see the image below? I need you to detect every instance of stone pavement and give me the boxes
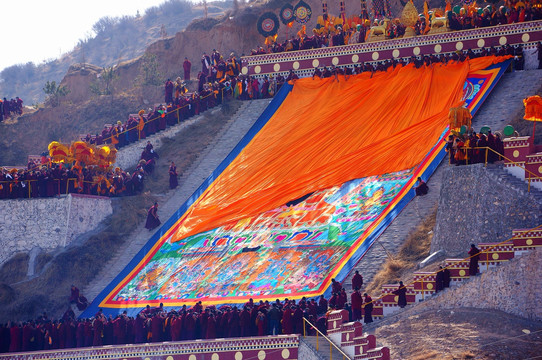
[472,69,542,132]
[113,111,206,170]
[83,99,272,303]
[343,69,542,292]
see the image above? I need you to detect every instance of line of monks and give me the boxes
[0,97,23,122]
[258,3,542,55]
[446,131,505,166]
[0,160,148,199]
[0,274,376,354]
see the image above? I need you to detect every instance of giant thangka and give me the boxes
[83,56,511,317]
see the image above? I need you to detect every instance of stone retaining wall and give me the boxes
[0,194,112,267]
[416,248,542,321]
[431,164,540,257]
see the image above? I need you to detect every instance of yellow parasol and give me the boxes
[523,95,542,140]
[448,104,472,133]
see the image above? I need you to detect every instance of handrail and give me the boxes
[302,317,352,360]
[456,146,542,192]
[100,89,224,144]
[0,176,124,199]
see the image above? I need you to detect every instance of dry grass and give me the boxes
[365,206,437,295]
[0,95,141,165]
[0,253,29,285]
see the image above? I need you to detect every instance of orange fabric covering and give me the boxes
[170,56,509,242]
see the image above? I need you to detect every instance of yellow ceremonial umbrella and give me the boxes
[523,95,542,140]
[448,104,472,134]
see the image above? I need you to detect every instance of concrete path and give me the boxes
[472,69,542,132]
[83,99,272,302]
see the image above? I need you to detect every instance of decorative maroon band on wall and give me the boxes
[241,20,542,78]
[1,335,300,360]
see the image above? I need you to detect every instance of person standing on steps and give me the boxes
[352,270,363,290]
[393,281,407,308]
[169,161,178,189]
[351,289,363,321]
[183,57,191,81]
[363,293,373,324]
[468,244,480,276]
[145,202,161,231]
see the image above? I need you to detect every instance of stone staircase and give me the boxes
[301,311,390,360]
[486,163,542,211]
[82,99,272,304]
[359,227,542,323]
[470,69,542,132]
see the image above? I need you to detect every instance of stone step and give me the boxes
[303,336,348,360]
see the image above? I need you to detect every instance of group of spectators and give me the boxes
[0,271,375,353]
[83,89,224,150]
[254,3,542,55]
[446,130,505,166]
[0,241,489,353]
[0,150,156,199]
[0,97,23,122]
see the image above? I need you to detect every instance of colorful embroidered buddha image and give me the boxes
[113,168,413,303]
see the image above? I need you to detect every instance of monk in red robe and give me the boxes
[151,313,164,342]
[183,57,191,81]
[145,202,161,230]
[393,281,407,308]
[468,244,480,276]
[352,270,363,290]
[239,306,251,337]
[206,314,217,339]
[363,294,374,324]
[92,318,104,346]
[282,306,293,334]
[351,289,363,321]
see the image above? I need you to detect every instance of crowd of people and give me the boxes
[253,3,542,55]
[0,239,488,354]
[83,88,224,149]
[0,272,371,353]
[0,144,161,199]
[445,130,505,166]
[247,42,527,101]
[0,97,23,122]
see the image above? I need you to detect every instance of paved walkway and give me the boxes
[83,99,272,302]
[472,69,542,132]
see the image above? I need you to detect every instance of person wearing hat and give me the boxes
[183,57,191,81]
[211,49,221,66]
[201,52,211,76]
